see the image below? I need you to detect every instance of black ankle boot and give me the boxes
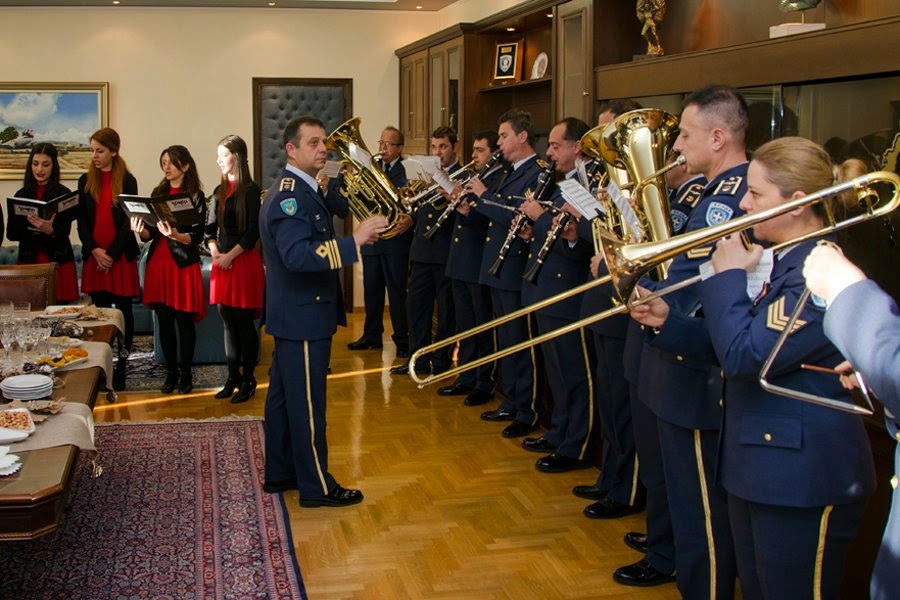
[161,368,179,394]
[215,362,240,399]
[178,366,193,394]
[112,348,129,392]
[231,378,257,404]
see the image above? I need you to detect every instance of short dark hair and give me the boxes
[497,109,535,148]
[431,126,458,146]
[383,125,404,146]
[683,85,749,143]
[556,117,590,143]
[598,99,643,118]
[283,116,326,147]
[473,130,499,151]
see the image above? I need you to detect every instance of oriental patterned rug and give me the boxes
[0,419,307,600]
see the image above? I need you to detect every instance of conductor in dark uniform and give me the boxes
[260,115,386,508]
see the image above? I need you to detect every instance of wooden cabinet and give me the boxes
[555,0,593,122]
[399,48,428,155]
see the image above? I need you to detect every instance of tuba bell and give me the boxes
[582,108,682,279]
[326,117,408,239]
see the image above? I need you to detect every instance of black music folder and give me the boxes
[6,190,80,237]
[118,193,203,229]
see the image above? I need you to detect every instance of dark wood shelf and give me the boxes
[479,77,552,94]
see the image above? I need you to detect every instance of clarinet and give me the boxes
[424,151,503,241]
[488,160,556,278]
[522,159,604,284]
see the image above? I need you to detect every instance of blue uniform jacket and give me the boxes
[638,164,748,429]
[474,156,543,291]
[445,165,504,283]
[260,167,359,341]
[409,161,460,265]
[699,239,876,507]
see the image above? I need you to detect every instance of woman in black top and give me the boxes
[204,135,264,404]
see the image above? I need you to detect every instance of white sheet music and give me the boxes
[431,169,456,194]
[698,248,774,301]
[403,156,440,182]
[558,179,604,219]
[319,160,342,178]
[607,179,643,239]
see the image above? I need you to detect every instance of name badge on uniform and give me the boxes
[280,198,297,216]
[706,201,734,226]
[713,175,743,196]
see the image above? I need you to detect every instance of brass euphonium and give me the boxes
[325,117,407,239]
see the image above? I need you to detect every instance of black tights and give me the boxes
[90,292,134,352]
[156,305,196,371]
[218,304,258,382]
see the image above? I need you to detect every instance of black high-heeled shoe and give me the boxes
[214,378,238,399]
[178,367,193,394]
[161,369,179,394]
[231,379,257,404]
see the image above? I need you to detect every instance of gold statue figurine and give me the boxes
[636,0,666,56]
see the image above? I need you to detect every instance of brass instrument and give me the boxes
[326,117,408,238]
[410,170,900,386]
[403,160,477,214]
[424,151,503,241]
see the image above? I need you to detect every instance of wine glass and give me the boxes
[12,301,31,319]
[0,301,13,324]
[0,322,13,363]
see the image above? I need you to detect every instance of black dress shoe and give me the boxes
[390,363,410,375]
[502,421,539,438]
[395,347,410,359]
[480,408,515,422]
[263,479,298,494]
[572,484,605,501]
[161,371,178,394]
[437,381,473,396]
[535,453,592,473]
[624,532,649,554]
[299,484,364,508]
[464,391,494,406]
[347,337,382,350]
[215,378,238,399]
[521,437,556,453]
[612,558,675,587]
[584,496,645,519]
[231,379,257,404]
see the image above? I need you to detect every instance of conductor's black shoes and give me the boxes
[613,559,675,587]
[347,337,382,350]
[299,485,364,508]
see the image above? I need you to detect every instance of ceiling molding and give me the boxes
[0,0,457,10]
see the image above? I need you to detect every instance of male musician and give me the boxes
[465,109,545,438]
[439,130,504,405]
[260,115,385,507]
[617,85,749,597]
[518,117,596,473]
[665,153,706,236]
[391,126,459,376]
[344,126,413,357]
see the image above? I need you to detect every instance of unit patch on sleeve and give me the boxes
[706,201,734,226]
[280,198,297,216]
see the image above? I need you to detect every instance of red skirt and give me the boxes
[81,254,140,298]
[27,251,79,303]
[142,242,207,321]
[209,248,264,315]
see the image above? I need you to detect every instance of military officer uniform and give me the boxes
[404,161,460,374]
[261,165,360,502]
[473,155,545,433]
[824,279,900,600]
[443,164,505,399]
[634,164,749,598]
[699,237,875,599]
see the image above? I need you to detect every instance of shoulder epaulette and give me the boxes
[537,159,549,169]
[280,177,295,192]
[678,182,705,208]
[713,175,743,196]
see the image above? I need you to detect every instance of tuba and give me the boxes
[326,117,408,239]
[582,108,681,279]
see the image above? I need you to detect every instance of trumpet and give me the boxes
[402,160,476,213]
[424,151,504,241]
[409,170,900,386]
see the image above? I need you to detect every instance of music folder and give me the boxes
[118,192,203,229]
[6,190,80,237]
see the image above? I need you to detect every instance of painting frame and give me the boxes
[493,40,523,83]
[0,82,109,180]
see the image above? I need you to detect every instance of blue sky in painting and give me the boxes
[0,91,99,146]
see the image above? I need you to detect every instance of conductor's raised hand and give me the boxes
[353,215,389,247]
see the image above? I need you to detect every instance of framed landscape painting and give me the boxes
[0,82,109,180]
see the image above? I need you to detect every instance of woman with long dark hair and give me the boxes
[76,128,139,390]
[7,143,79,302]
[131,145,206,394]
[204,135,264,404]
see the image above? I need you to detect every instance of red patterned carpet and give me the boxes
[0,420,306,600]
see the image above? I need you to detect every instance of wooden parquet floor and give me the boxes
[94,312,679,599]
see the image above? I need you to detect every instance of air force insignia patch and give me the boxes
[280,198,297,216]
[706,201,734,226]
[670,208,689,234]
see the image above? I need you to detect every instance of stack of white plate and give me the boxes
[1,374,54,400]
[0,446,21,476]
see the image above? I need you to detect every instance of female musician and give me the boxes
[204,135,264,404]
[130,145,206,394]
[696,137,876,598]
[7,143,79,302]
[76,128,139,391]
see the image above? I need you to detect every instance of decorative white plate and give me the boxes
[0,408,35,436]
[43,305,83,319]
[0,461,22,476]
[0,428,29,444]
[54,357,89,371]
[1,374,53,390]
[531,52,548,79]
[0,453,19,469]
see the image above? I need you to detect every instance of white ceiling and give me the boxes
[0,0,458,10]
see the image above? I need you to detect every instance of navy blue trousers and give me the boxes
[361,252,409,347]
[450,278,495,393]
[406,261,454,372]
[490,287,541,426]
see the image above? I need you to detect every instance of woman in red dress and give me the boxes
[7,143,80,302]
[204,135,264,404]
[130,145,206,394]
[76,128,140,391]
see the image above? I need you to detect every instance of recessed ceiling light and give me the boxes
[268,1,276,4]
[546,12,553,18]
[506,27,516,32]
[416,4,423,8]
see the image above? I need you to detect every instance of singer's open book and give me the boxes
[6,190,80,237]
[119,193,203,229]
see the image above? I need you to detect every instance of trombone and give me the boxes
[409,170,900,387]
